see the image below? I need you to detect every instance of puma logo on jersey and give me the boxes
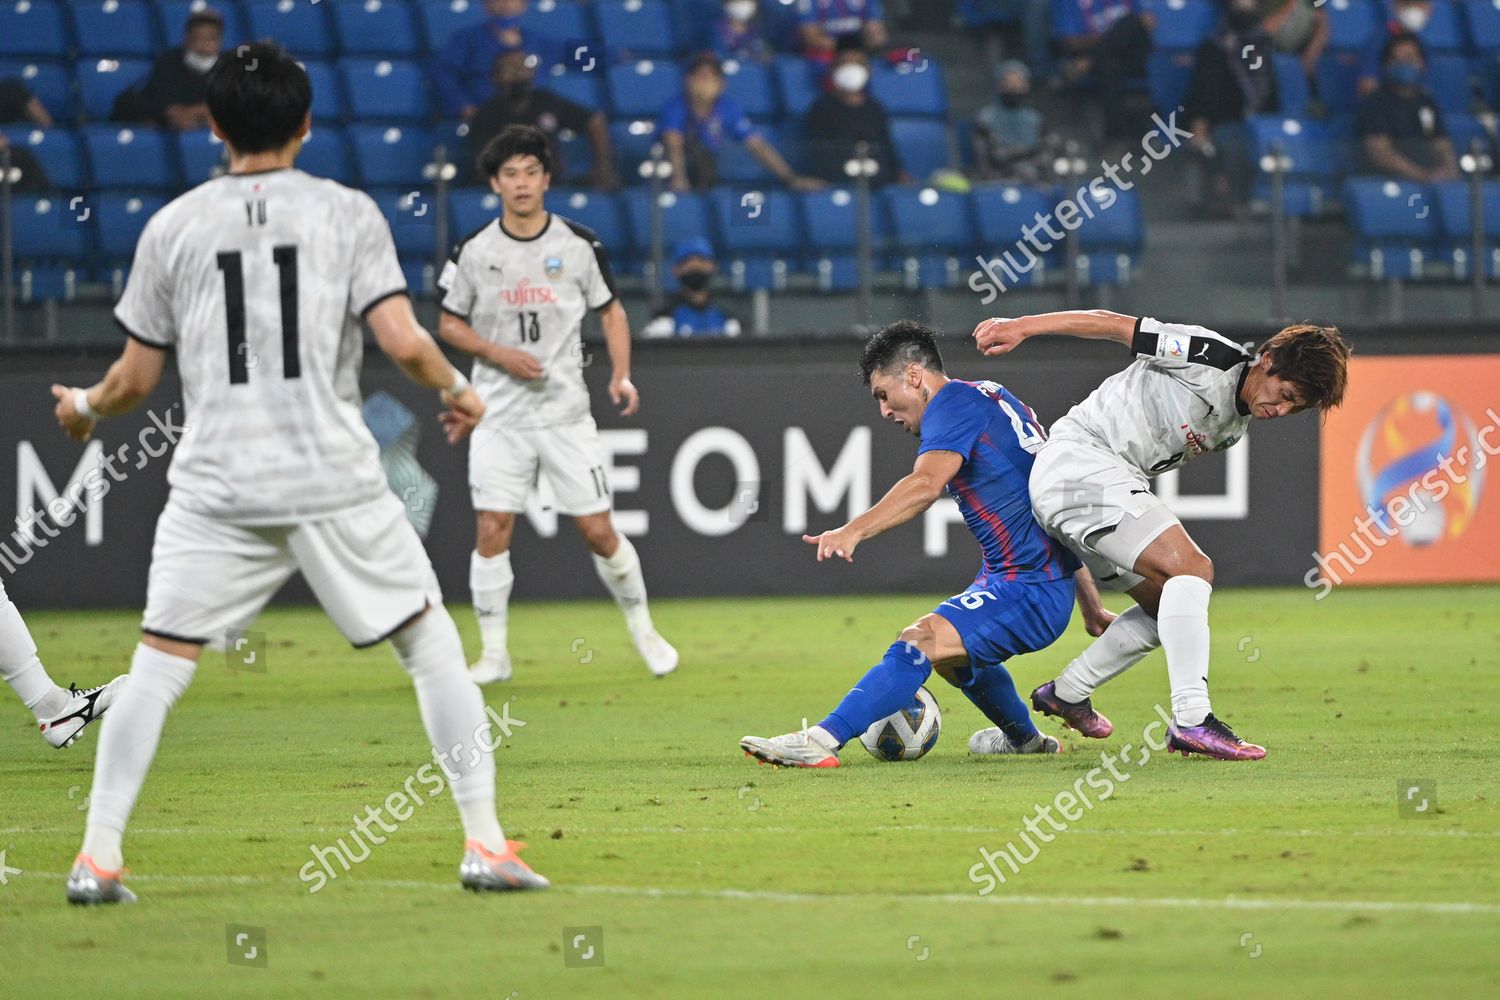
[1194,343,1210,359]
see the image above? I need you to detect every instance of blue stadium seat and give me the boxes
[350,123,435,185]
[417,0,488,52]
[595,0,676,58]
[448,187,501,236]
[799,187,889,290]
[1273,52,1310,119]
[0,60,73,120]
[884,186,975,287]
[709,186,802,290]
[522,0,596,50]
[1343,176,1442,278]
[298,125,355,183]
[0,126,87,188]
[373,188,438,256]
[176,127,228,184]
[1431,177,1500,277]
[71,1,158,57]
[552,127,596,181]
[1071,185,1144,286]
[77,57,152,120]
[621,188,710,257]
[542,66,607,112]
[158,1,247,46]
[971,184,1056,287]
[301,60,346,122]
[1315,49,1364,114]
[722,59,778,120]
[400,255,433,295]
[15,264,80,301]
[81,124,176,189]
[332,0,421,57]
[774,54,821,118]
[1445,111,1496,160]
[342,59,430,121]
[1247,115,1343,216]
[10,195,94,258]
[1142,0,1217,49]
[550,188,630,256]
[1146,49,1197,115]
[716,127,777,183]
[246,0,336,59]
[97,192,166,258]
[608,118,662,177]
[869,59,948,118]
[0,1,68,58]
[1324,0,1381,51]
[1427,54,1476,113]
[1467,0,1500,51]
[888,118,949,179]
[1412,0,1466,52]
[605,60,682,118]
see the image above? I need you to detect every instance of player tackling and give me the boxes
[974,310,1350,760]
[438,124,677,683]
[51,44,547,902]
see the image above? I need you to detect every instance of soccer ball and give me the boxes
[859,687,941,761]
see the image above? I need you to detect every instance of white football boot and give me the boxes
[469,654,513,685]
[741,725,840,768]
[631,629,678,677]
[66,854,137,905]
[968,728,1061,755]
[459,840,550,892]
[40,676,127,749]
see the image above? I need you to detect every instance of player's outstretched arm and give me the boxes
[51,339,167,442]
[803,450,962,562]
[972,310,1137,357]
[599,300,639,417]
[366,294,485,441]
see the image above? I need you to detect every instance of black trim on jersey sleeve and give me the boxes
[1132,321,1249,371]
[439,303,472,322]
[557,216,619,307]
[359,288,409,319]
[115,316,170,350]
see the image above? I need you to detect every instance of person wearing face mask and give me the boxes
[705,0,777,62]
[661,53,824,192]
[644,239,743,339]
[116,9,223,130]
[971,60,1060,184]
[804,40,908,186]
[1356,33,1458,182]
[1183,0,1281,214]
[431,0,565,120]
[466,51,619,189]
[1358,0,1436,97]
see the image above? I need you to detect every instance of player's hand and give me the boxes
[802,526,860,563]
[1083,605,1118,638]
[492,346,544,381]
[973,317,1028,357]
[51,384,96,442]
[439,386,484,442]
[610,374,640,417]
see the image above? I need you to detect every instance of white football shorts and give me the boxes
[467,415,612,517]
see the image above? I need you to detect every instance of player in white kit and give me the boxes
[973,311,1350,760]
[438,125,677,683]
[50,44,547,902]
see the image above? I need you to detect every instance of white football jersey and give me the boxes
[438,212,616,429]
[114,168,407,524]
[1048,316,1254,476]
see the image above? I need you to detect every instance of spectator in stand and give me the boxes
[661,53,824,192]
[466,51,619,189]
[971,60,1060,184]
[804,40,908,186]
[1183,0,1281,213]
[704,0,778,62]
[1259,0,1329,92]
[115,7,223,129]
[798,0,888,59]
[431,0,563,121]
[644,239,743,339]
[1358,0,1438,97]
[0,77,55,191]
[1356,32,1457,182]
[1051,0,1155,145]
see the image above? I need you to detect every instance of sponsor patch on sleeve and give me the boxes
[1160,334,1189,359]
[438,259,458,292]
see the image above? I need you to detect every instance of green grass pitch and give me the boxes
[3,585,1498,997]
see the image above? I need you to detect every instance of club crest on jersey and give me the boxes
[1214,433,1242,452]
[544,257,564,279]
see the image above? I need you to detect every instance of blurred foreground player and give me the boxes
[51,44,547,902]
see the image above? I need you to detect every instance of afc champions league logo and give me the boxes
[1356,391,1485,547]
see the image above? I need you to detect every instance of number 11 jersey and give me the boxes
[114,168,407,524]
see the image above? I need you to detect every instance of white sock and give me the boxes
[1158,576,1213,727]
[83,643,198,871]
[469,550,512,662]
[807,725,839,753]
[1054,606,1161,703]
[390,606,505,853]
[0,586,66,718]
[592,533,652,634]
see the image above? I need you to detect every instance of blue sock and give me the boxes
[818,642,933,748]
[951,663,1037,744]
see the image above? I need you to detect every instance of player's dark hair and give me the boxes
[205,41,311,154]
[859,320,945,385]
[1381,30,1425,67]
[1256,323,1352,413]
[478,124,553,179]
[185,8,225,34]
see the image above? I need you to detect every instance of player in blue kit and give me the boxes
[740,322,1115,767]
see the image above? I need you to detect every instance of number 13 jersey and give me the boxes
[114,168,408,525]
[438,212,617,429]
